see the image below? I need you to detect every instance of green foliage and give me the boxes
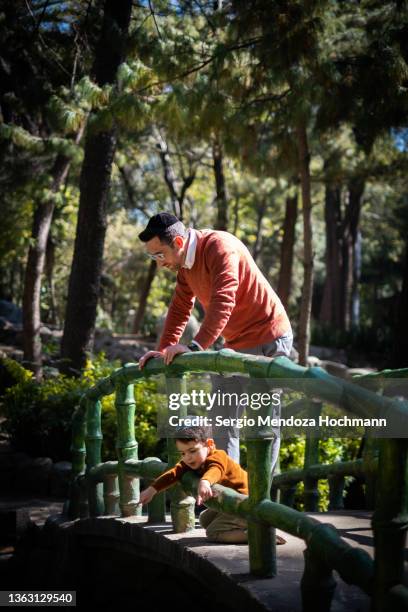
[279,436,360,511]
[0,358,34,398]
[0,355,162,463]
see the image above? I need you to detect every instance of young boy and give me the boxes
[138,424,286,544]
[138,424,248,542]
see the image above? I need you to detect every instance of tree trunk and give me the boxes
[392,239,408,367]
[296,122,314,366]
[351,229,362,328]
[277,192,298,309]
[319,182,342,327]
[132,260,156,334]
[252,199,266,264]
[340,177,364,332]
[155,128,196,223]
[347,177,364,330]
[212,137,228,231]
[232,195,240,235]
[45,235,57,326]
[320,175,364,332]
[61,0,133,374]
[22,154,71,379]
[155,132,182,218]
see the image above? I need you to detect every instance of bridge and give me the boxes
[25,351,408,610]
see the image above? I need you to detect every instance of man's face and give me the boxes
[176,439,213,470]
[145,235,185,272]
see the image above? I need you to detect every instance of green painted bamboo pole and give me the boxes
[147,488,166,523]
[328,474,345,510]
[165,375,196,533]
[68,401,87,519]
[372,438,408,612]
[280,482,297,507]
[85,398,104,516]
[143,457,166,523]
[115,382,140,517]
[79,353,408,430]
[246,439,276,576]
[362,436,379,510]
[388,584,408,612]
[245,372,277,577]
[354,367,408,381]
[78,474,88,519]
[87,458,168,483]
[303,400,321,512]
[301,546,337,612]
[104,472,120,515]
[273,457,367,486]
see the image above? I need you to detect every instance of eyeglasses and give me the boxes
[146,252,165,261]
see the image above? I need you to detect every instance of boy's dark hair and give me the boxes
[175,424,213,443]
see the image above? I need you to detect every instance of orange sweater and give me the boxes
[150,448,249,495]
[158,229,291,351]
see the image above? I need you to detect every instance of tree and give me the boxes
[61,0,133,373]
[0,0,91,377]
[278,191,298,310]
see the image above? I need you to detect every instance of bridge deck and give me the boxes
[4,501,408,611]
[117,510,376,612]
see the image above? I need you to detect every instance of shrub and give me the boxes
[0,355,163,462]
[0,357,34,397]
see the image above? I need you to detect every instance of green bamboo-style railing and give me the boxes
[68,351,408,612]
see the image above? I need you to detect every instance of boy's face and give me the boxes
[176,439,214,470]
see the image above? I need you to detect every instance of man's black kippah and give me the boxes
[138,212,180,242]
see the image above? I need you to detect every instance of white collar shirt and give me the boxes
[183,228,197,269]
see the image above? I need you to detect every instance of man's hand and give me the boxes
[197,479,214,506]
[137,486,157,506]
[162,343,191,365]
[138,350,163,369]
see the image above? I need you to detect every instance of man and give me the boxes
[138,212,293,467]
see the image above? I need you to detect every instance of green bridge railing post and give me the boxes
[362,436,379,509]
[301,545,337,612]
[280,481,297,507]
[69,401,87,519]
[303,400,321,512]
[143,457,166,523]
[85,398,104,516]
[147,487,166,522]
[328,473,345,510]
[115,382,140,517]
[246,375,276,577]
[165,375,196,533]
[372,438,408,611]
[247,438,276,576]
[104,472,120,515]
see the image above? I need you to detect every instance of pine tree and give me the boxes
[61,0,133,373]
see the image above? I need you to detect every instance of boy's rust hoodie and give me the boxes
[150,448,248,495]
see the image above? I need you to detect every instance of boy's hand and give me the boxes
[197,479,214,505]
[138,486,157,506]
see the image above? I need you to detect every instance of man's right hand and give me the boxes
[138,350,163,369]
